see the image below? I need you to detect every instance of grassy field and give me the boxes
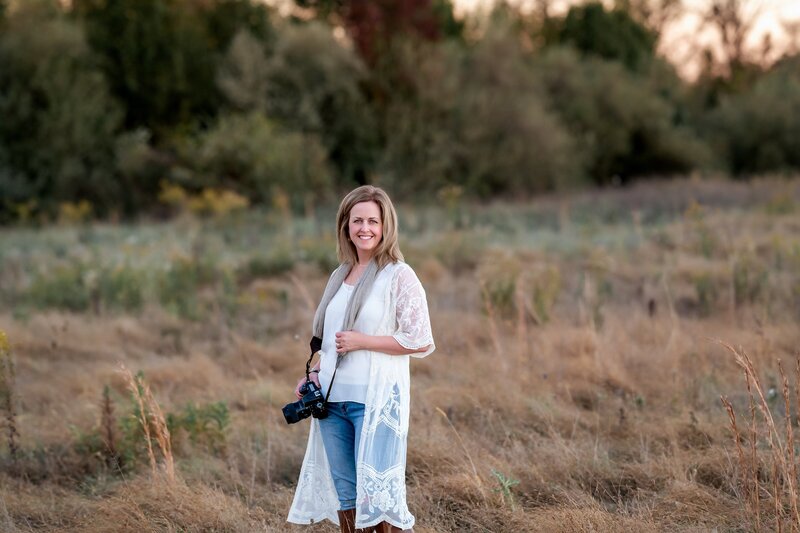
[1,177,799,532]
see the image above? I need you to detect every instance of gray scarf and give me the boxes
[312,260,381,367]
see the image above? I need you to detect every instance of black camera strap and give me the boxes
[307,335,340,403]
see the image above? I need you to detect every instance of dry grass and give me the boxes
[0,178,799,531]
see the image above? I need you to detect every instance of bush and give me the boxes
[264,22,376,185]
[27,265,92,312]
[380,18,582,198]
[546,2,657,72]
[168,401,230,455]
[534,47,711,184]
[179,111,333,212]
[704,57,800,175]
[0,2,122,221]
[158,257,219,320]
[97,266,145,313]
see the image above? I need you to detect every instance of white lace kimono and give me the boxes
[287,262,435,530]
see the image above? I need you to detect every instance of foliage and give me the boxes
[167,401,230,455]
[546,2,657,72]
[262,22,376,186]
[296,0,462,66]
[0,330,19,461]
[27,265,92,312]
[97,266,145,313]
[157,256,219,320]
[380,18,581,198]
[177,111,332,211]
[0,1,122,222]
[158,182,250,218]
[534,47,711,184]
[703,57,800,175]
[1,0,799,224]
[491,468,520,510]
[74,0,214,134]
[217,30,271,112]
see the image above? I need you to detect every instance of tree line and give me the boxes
[0,0,798,222]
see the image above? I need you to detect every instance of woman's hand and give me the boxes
[295,372,321,399]
[335,331,368,353]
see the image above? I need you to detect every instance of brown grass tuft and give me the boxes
[119,364,174,482]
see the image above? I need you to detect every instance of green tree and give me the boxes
[177,111,333,211]
[216,29,271,112]
[262,22,377,186]
[74,0,219,135]
[202,0,274,52]
[0,1,123,221]
[534,47,710,183]
[704,56,800,174]
[380,15,581,198]
[546,2,657,72]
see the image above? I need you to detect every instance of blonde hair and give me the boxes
[335,185,403,268]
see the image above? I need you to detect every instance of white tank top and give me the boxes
[317,282,371,403]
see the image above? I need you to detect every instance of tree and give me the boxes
[296,0,463,66]
[261,22,377,186]
[704,56,800,174]
[545,2,657,72]
[74,0,223,135]
[380,15,582,198]
[216,29,271,112]
[202,0,274,52]
[178,112,333,210]
[534,47,710,183]
[0,1,123,221]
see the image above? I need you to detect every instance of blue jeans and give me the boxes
[318,401,365,511]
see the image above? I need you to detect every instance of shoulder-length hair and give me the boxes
[336,185,403,269]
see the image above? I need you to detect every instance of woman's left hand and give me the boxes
[335,331,367,353]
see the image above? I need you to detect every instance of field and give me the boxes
[1,177,800,532]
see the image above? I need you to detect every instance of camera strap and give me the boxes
[306,335,340,403]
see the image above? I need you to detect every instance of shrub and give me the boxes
[158,257,219,320]
[167,401,230,455]
[238,248,295,282]
[529,265,562,324]
[180,111,333,212]
[97,266,145,313]
[379,25,582,198]
[534,47,710,184]
[704,57,800,175]
[732,254,768,307]
[0,3,122,221]
[692,272,720,317]
[27,265,91,312]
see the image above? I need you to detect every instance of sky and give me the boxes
[456,0,800,78]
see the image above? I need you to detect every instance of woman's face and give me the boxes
[348,200,383,261]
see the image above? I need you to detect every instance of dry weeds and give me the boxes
[0,178,798,532]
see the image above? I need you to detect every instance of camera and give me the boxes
[283,379,328,424]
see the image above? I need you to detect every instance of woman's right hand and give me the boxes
[295,372,321,399]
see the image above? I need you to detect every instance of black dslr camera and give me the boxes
[283,336,328,425]
[282,379,328,424]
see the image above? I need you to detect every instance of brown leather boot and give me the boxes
[338,509,356,533]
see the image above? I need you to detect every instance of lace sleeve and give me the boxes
[391,264,435,358]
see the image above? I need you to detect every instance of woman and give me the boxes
[287,185,435,533]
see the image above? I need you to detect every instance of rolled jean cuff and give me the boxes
[340,499,356,511]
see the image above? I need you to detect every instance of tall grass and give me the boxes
[720,340,800,531]
[120,365,174,482]
[0,178,798,531]
[0,331,18,463]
